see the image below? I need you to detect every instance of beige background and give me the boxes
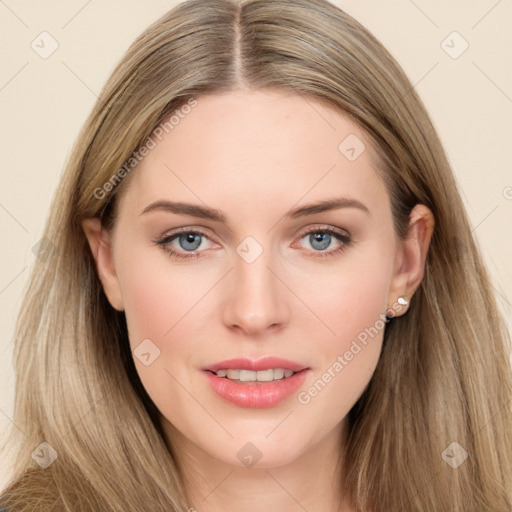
[1,0,511,488]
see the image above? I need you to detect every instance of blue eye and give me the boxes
[298,227,351,257]
[155,229,212,259]
[154,225,351,260]
[309,232,332,251]
[176,232,202,251]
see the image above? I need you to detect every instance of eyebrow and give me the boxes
[139,196,370,222]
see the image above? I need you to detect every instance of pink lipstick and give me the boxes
[202,357,310,408]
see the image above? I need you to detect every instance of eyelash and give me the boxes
[153,225,351,260]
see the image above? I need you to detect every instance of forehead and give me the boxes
[118,89,390,221]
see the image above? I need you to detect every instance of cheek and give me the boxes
[295,296,386,435]
[300,243,392,347]
[115,245,215,410]
[117,242,207,343]
[293,249,392,423]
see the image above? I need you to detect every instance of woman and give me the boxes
[1,0,511,510]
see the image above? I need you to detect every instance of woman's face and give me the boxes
[86,88,426,469]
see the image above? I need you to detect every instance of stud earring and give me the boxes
[386,296,410,320]
[397,296,409,306]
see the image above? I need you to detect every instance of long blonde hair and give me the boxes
[2,0,511,510]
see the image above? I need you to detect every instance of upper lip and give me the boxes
[203,357,309,373]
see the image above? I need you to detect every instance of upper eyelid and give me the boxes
[159,226,218,243]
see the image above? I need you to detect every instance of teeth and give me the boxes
[227,369,240,380]
[215,368,297,381]
[240,370,257,381]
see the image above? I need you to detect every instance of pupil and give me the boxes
[311,232,330,250]
[180,233,201,251]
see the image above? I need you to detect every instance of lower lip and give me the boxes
[203,369,310,408]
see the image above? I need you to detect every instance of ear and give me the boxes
[82,218,124,311]
[387,204,435,318]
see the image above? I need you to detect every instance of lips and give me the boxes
[202,357,311,408]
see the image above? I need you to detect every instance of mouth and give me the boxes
[201,357,310,408]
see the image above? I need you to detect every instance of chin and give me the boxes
[211,435,309,470]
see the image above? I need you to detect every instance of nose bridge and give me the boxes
[222,236,288,334]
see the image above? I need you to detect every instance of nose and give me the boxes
[221,246,290,336]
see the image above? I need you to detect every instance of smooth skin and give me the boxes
[83,88,434,512]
